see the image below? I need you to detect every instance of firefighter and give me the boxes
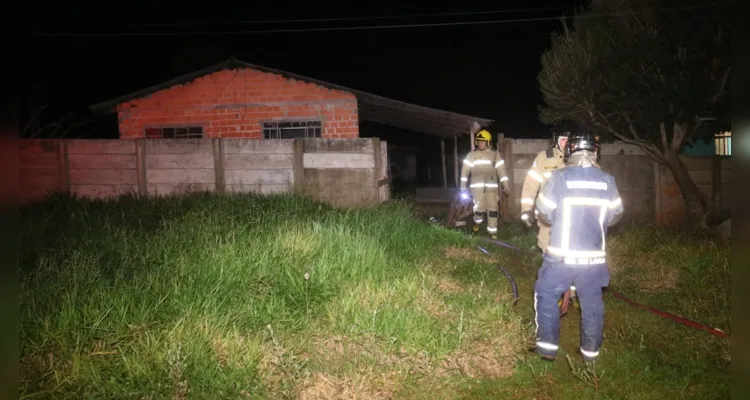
[459,129,510,239]
[520,132,577,310]
[531,132,624,363]
[519,131,568,249]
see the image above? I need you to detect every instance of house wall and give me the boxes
[116,68,359,139]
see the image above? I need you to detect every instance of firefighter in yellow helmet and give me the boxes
[459,130,510,239]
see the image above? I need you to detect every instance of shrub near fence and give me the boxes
[19,138,391,208]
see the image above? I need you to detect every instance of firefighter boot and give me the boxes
[473,224,480,233]
[490,232,498,240]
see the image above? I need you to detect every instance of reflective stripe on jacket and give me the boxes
[534,165,624,265]
[460,149,510,191]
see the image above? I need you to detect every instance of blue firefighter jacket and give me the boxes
[534,165,625,266]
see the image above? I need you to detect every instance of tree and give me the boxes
[538,0,730,227]
[22,106,94,139]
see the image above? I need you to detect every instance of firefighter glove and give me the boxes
[520,211,535,228]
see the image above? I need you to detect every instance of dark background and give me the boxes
[27,1,579,136]
[25,1,581,187]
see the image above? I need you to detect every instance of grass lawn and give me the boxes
[19,193,730,399]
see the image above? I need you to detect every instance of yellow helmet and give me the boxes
[474,129,492,143]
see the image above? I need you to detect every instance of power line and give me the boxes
[34,5,715,37]
[133,7,565,27]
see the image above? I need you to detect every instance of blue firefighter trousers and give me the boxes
[533,255,610,361]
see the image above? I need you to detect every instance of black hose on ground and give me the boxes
[477,246,519,306]
[476,236,538,255]
[475,235,730,338]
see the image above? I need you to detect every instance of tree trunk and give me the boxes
[663,154,712,228]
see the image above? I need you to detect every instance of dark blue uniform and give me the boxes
[533,164,624,361]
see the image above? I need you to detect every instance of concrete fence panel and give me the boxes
[144,139,215,196]
[222,139,294,195]
[18,137,390,209]
[496,138,730,225]
[19,140,63,203]
[68,139,138,199]
[300,138,383,208]
[719,158,730,213]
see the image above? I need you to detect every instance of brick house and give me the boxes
[89,57,493,143]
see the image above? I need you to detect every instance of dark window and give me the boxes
[262,120,322,139]
[145,126,204,139]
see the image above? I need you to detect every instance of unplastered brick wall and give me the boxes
[116,68,359,139]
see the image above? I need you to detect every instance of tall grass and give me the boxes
[19,193,731,399]
[18,193,500,398]
[607,222,731,333]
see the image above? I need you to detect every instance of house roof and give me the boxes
[89,57,494,138]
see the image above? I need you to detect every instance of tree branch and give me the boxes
[659,122,669,151]
[623,113,644,141]
[670,122,688,153]
[712,67,730,104]
[21,105,49,138]
[587,109,664,161]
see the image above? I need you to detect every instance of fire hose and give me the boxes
[476,237,730,339]
[477,246,519,306]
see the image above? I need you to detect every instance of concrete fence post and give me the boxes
[212,138,225,194]
[58,139,70,193]
[135,138,148,197]
[371,137,382,204]
[292,137,305,195]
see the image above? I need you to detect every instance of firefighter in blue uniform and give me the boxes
[532,132,624,362]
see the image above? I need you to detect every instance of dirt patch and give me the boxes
[211,337,231,368]
[317,335,382,363]
[298,372,398,400]
[434,276,464,293]
[420,293,452,320]
[443,246,484,262]
[311,332,518,391]
[308,335,410,398]
[439,338,517,379]
[259,338,310,396]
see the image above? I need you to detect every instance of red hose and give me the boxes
[473,235,730,338]
[607,290,729,338]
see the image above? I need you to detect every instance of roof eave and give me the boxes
[87,57,495,136]
[89,59,244,115]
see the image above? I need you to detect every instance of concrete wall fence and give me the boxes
[19,138,390,208]
[502,139,731,225]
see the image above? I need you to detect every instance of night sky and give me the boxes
[27,1,580,140]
